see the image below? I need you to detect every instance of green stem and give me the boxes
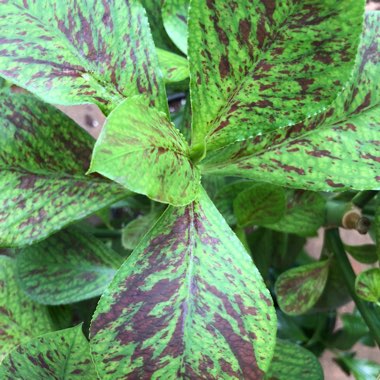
[92,229,121,238]
[326,228,380,347]
[351,190,377,209]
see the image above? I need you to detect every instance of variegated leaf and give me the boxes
[0,256,53,362]
[16,226,122,305]
[0,325,97,379]
[90,189,276,379]
[355,268,380,304]
[89,96,201,206]
[202,10,380,192]
[157,48,189,84]
[275,260,330,315]
[162,0,189,54]
[264,339,323,380]
[0,0,166,114]
[0,91,128,248]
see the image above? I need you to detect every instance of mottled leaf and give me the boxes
[157,48,189,84]
[0,325,97,379]
[264,191,325,237]
[345,244,378,264]
[233,183,286,227]
[122,211,160,250]
[162,0,189,54]
[16,226,122,305]
[264,339,323,380]
[0,92,128,247]
[90,189,276,379]
[355,268,380,304]
[0,0,166,114]
[275,260,330,315]
[0,256,53,362]
[189,0,363,152]
[89,96,200,206]
[201,9,380,193]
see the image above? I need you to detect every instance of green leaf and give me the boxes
[376,195,380,260]
[275,260,330,315]
[0,256,53,361]
[122,211,160,250]
[335,352,380,380]
[157,48,189,84]
[201,10,380,193]
[0,92,128,248]
[16,226,122,305]
[0,0,166,114]
[0,325,97,379]
[264,191,325,237]
[264,339,323,380]
[234,183,286,227]
[89,96,200,206]
[162,0,189,54]
[90,188,276,378]
[355,268,380,304]
[345,244,378,264]
[189,0,363,151]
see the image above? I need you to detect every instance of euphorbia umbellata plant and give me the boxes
[0,0,379,379]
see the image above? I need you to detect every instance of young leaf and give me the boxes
[189,0,363,151]
[234,183,286,227]
[162,0,189,54]
[264,339,323,380]
[16,227,122,305]
[0,256,53,361]
[0,92,128,248]
[275,260,330,315]
[89,96,201,206]
[344,244,378,264]
[0,0,166,114]
[264,191,326,237]
[355,268,380,304]
[202,10,380,192]
[90,189,276,379]
[157,48,189,84]
[0,325,97,379]
[122,211,160,250]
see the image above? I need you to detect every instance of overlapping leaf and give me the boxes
[202,10,380,192]
[90,189,276,379]
[89,96,200,206]
[264,340,323,380]
[275,260,330,315]
[156,48,189,84]
[16,226,122,305]
[0,256,53,362]
[162,0,189,54]
[0,0,166,113]
[0,92,128,247]
[0,325,97,379]
[345,244,378,264]
[355,268,380,303]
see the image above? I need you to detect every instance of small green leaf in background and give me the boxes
[264,339,323,380]
[0,325,96,380]
[122,211,161,250]
[234,183,286,227]
[0,92,128,248]
[89,96,200,206]
[344,244,378,264]
[355,268,380,304]
[90,189,276,379]
[0,256,53,361]
[156,48,189,84]
[0,0,167,114]
[264,191,326,237]
[335,352,380,380]
[162,0,189,54]
[275,260,330,315]
[16,226,122,305]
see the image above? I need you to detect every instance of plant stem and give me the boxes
[326,228,380,347]
[351,190,377,209]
